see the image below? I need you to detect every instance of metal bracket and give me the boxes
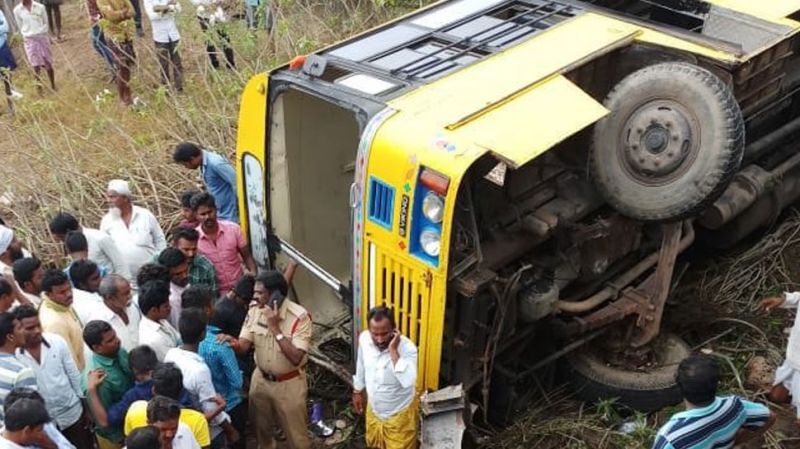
[420,385,467,449]
[629,221,683,347]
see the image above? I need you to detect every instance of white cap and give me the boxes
[0,225,13,254]
[107,179,132,197]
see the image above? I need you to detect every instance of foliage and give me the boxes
[0,0,430,265]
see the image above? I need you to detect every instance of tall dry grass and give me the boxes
[0,0,430,264]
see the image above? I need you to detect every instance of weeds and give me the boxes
[0,0,428,264]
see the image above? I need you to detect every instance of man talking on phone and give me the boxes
[353,306,419,449]
[237,263,311,449]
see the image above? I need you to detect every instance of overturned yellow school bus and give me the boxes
[237,0,800,423]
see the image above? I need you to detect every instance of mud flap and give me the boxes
[420,385,467,449]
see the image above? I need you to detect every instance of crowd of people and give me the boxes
[0,141,420,449]
[0,0,273,112]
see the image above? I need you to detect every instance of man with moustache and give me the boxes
[0,226,35,307]
[192,193,255,296]
[101,179,167,286]
[237,270,310,449]
[352,306,419,449]
[15,305,95,448]
[158,248,191,328]
[169,227,217,296]
[38,270,85,371]
[89,275,142,351]
[0,226,24,277]
[11,258,44,308]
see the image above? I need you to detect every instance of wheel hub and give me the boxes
[623,103,694,180]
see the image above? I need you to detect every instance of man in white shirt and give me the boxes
[146,396,201,449]
[143,0,183,91]
[165,308,234,447]
[0,226,23,277]
[158,248,190,328]
[762,292,800,418]
[91,275,141,352]
[67,260,104,326]
[12,0,55,93]
[352,306,418,449]
[0,229,33,308]
[49,212,131,281]
[100,180,167,285]
[11,258,43,308]
[14,305,94,449]
[138,280,180,361]
[0,395,51,449]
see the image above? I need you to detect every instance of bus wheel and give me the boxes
[563,333,690,412]
[590,62,744,222]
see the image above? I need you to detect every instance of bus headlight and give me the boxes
[419,228,441,257]
[421,192,444,224]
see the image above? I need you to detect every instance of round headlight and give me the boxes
[419,228,441,257]
[421,192,444,223]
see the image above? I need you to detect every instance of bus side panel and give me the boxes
[236,74,270,267]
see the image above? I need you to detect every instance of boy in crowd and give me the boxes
[11,258,43,308]
[138,280,180,361]
[146,396,201,449]
[165,308,237,448]
[124,362,210,448]
[183,285,244,448]
[84,321,132,449]
[179,190,201,229]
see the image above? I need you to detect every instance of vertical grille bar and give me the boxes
[371,244,429,348]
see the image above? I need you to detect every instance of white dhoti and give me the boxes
[775,360,800,417]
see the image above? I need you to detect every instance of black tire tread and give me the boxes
[564,334,691,412]
[589,62,745,222]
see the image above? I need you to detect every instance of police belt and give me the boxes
[259,368,300,382]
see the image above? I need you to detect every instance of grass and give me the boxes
[486,214,800,449]
[4,1,800,447]
[0,0,429,264]
[1,2,425,447]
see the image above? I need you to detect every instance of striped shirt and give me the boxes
[652,396,771,449]
[0,353,38,425]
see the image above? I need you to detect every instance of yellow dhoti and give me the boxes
[365,401,418,449]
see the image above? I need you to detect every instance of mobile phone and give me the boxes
[268,290,284,308]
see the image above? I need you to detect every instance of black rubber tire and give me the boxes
[564,334,690,412]
[590,62,745,222]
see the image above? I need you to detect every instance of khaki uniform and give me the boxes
[240,299,312,449]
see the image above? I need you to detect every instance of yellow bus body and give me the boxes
[238,1,800,394]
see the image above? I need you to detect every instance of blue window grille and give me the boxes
[368,177,395,230]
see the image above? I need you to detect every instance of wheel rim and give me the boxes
[619,100,701,187]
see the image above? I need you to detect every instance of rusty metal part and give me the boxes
[629,221,683,347]
[557,292,641,336]
[701,151,800,229]
[556,221,694,314]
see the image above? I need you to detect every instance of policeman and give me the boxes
[238,265,311,449]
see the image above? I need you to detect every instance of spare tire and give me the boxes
[564,334,690,412]
[590,62,744,222]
